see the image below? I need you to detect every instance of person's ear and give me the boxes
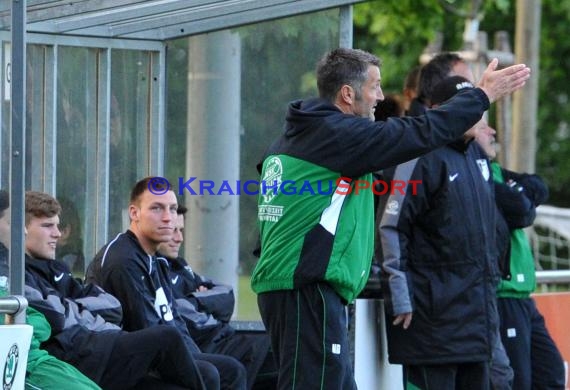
[339,84,354,105]
[129,205,139,222]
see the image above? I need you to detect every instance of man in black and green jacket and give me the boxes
[492,162,565,390]
[475,120,565,390]
[251,47,531,389]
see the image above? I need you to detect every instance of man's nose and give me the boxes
[377,88,385,101]
[163,209,174,221]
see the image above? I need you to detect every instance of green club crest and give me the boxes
[2,343,18,390]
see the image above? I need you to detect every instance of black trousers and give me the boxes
[201,326,275,389]
[103,325,246,390]
[101,325,205,390]
[258,283,356,390]
[404,362,490,390]
[498,297,565,390]
[194,352,247,390]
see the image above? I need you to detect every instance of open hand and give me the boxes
[478,58,531,103]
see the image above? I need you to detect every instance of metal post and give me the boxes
[339,5,353,48]
[511,0,541,173]
[494,31,513,168]
[10,0,26,296]
[185,31,241,304]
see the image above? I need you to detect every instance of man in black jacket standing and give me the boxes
[476,123,566,390]
[377,76,503,389]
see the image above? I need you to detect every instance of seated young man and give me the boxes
[158,205,276,389]
[23,190,210,390]
[1,189,100,390]
[87,177,247,390]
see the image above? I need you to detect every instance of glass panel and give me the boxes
[55,46,96,275]
[26,44,47,190]
[1,42,47,295]
[165,9,341,320]
[108,50,152,239]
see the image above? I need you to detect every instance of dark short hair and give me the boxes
[316,48,381,102]
[0,190,8,217]
[418,52,465,103]
[130,176,171,205]
[177,204,188,216]
[25,191,61,225]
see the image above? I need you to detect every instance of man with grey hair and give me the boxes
[251,47,531,388]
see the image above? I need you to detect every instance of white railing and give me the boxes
[536,270,570,284]
[533,205,570,278]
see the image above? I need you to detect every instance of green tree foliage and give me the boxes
[481,0,570,207]
[353,0,444,94]
[354,0,570,205]
[534,1,570,206]
[475,0,570,206]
